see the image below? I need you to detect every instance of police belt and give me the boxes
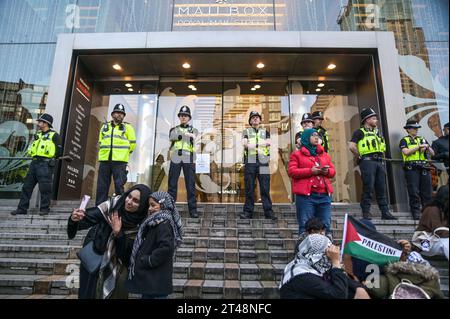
[32,157,52,162]
[404,161,429,170]
[360,153,384,161]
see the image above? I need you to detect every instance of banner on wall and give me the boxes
[58,59,92,200]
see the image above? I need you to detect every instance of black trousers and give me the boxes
[243,163,273,216]
[359,159,389,215]
[96,161,127,206]
[404,167,432,216]
[18,160,54,212]
[168,161,197,214]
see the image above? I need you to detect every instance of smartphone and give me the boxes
[79,195,90,211]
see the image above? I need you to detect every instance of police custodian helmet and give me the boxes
[248,111,262,125]
[311,111,324,120]
[360,107,377,123]
[112,103,126,116]
[37,113,54,127]
[178,105,192,119]
[301,113,314,124]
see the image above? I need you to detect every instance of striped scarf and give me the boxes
[128,192,183,279]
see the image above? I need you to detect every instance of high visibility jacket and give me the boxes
[169,125,198,158]
[243,127,270,162]
[28,130,58,158]
[317,126,330,153]
[98,121,136,162]
[401,135,427,162]
[357,127,386,156]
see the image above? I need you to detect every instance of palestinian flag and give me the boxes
[342,214,402,265]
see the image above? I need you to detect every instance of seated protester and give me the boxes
[126,191,183,299]
[415,184,449,260]
[294,217,333,257]
[280,234,370,299]
[67,184,152,299]
[366,252,445,299]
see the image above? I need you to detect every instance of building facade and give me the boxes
[0,0,448,210]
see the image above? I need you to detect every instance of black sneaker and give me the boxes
[10,209,27,216]
[39,209,50,216]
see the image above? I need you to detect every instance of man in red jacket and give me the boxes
[288,128,336,236]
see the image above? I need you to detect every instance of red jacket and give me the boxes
[288,144,336,196]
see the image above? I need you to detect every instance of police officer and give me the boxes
[295,113,314,149]
[432,122,449,175]
[348,107,397,220]
[11,113,62,216]
[96,103,136,205]
[312,111,330,153]
[240,111,277,220]
[168,106,199,218]
[400,120,435,220]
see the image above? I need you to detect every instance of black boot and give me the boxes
[362,212,372,220]
[381,211,397,220]
[11,209,27,216]
[189,210,199,218]
[265,212,278,221]
[240,212,252,219]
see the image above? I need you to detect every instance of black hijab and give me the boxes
[110,184,152,230]
[93,184,151,253]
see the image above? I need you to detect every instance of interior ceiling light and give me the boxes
[317,83,325,88]
[125,83,133,88]
[315,88,321,92]
[182,63,191,69]
[191,88,197,91]
[251,87,257,91]
[254,85,261,89]
[188,85,196,89]
[327,63,336,70]
[113,64,122,70]
[318,76,326,81]
[256,62,265,69]
[128,88,134,92]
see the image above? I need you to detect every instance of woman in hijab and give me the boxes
[126,191,183,299]
[67,184,151,299]
[288,128,336,237]
[280,234,369,299]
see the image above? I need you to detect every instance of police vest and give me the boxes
[401,136,427,162]
[244,127,270,158]
[98,122,136,162]
[171,125,196,155]
[27,131,57,158]
[317,127,330,152]
[357,127,386,156]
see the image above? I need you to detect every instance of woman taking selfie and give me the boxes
[67,184,151,299]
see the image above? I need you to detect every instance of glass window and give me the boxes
[0,0,76,43]
[0,43,55,198]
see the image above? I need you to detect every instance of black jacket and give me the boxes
[280,268,351,299]
[125,220,175,296]
[432,136,449,166]
[67,207,135,266]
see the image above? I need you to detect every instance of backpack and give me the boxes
[391,279,431,299]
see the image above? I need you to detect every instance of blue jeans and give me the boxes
[296,194,332,235]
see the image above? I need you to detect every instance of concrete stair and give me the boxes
[0,200,447,299]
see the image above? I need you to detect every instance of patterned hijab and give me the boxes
[280,234,332,287]
[128,191,184,279]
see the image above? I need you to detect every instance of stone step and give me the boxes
[0,258,78,276]
[0,244,80,259]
